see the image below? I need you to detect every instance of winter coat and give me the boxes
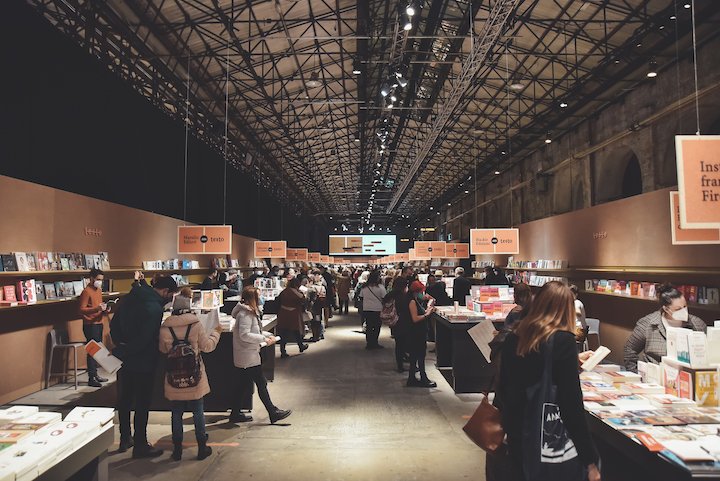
[277,287,305,333]
[110,281,165,373]
[232,303,271,369]
[336,275,351,300]
[158,312,220,401]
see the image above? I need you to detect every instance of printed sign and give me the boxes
[445,243,470,258]
[396,253,409,262]
[178,225,232,254]
[414,241,447,258]
[676,135,720,228]
[319,255,330,264]
[308,252,321,262]
[286,248,309,261]
[254,241,287,258]
[470,228,519,254]
[670,192,720,244]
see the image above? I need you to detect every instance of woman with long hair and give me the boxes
[276,277,309,358]
[230,286,291,424]
[361,270,387,349]
[495,281,600,481]
[383,277,409,372]
[406,280,436,387]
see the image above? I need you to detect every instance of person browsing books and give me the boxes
[495,281,600,481]
[624,283,707,373]
[158,287,222,461]
[452,267,472,304]
[78,268,108,388]
[361,270,387,349]
[110,275,179,458]
[200,268,220,290]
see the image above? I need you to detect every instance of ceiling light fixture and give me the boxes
[305,71,322,88]
[559,100,568,108]
[395,72,408,88]
[647,58,658,78]
[406,3,416,16]
[352,61,362,75]
[403,15,413,31]
[380,83,391,97]
[545,132,552,144]
[509,82,525,91]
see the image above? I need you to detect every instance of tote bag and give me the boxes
[521,335,586,481]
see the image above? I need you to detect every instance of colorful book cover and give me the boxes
[61,282,75,297]
[26,253,37,271]
[60,256,70,271]
[629,281,640,296]
[1,254,17,272]
[35,281,45,301]
[99,252,110,270]
[678,370,693,400]
[16,280,36,303]
[2,286,17,302]
[36,252,49,271]
[43,283,57,300]
[695,371,719,407]
[72,280,84,296]
[14,252,29,272]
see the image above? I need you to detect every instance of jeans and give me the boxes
[171,399,206,444]
[364,311,382,347]
[338,298,349,314]
[279,328,304,354]
[117,368,155,444]
[82,323,103,378]
[392,329,407,369]
[232,365,276,415]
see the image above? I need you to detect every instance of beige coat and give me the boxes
[159,312,220,401]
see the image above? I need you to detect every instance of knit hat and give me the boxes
[410,280,425,293]
[172,293,192,311]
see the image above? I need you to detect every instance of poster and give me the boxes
[470,228,519,254]
[669,192,720,244]
[178,225,232,254]
[675,135,720,228]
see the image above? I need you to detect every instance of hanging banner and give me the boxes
[445,243,470,258]
[308,252,321,262]
[670,192,720,244]
[178,225,232,254]
[319,255,330,264]
[254,241,287,258]
[414,241,446,258]
[397,253,409,262]
[286,248,309,261]
[676,135,720,228]
[470,228,519,254]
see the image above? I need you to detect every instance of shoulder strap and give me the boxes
[368,286,383,302]
[169,326,178,342]
[184,324,192,342]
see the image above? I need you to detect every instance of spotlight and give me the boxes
[684,3,690,8]
[494,170,501,175]
[395,72,408,88]
[352,60,362,75]
[545,132,552,144]
[390,94,398,102]
[559,100,568,108]
[509,82,525,91]
[429,206,433,210]
[464,190,469,194]
[647,58,658,78]
[380,83,391,97]
[406,3,416,16]
[305,71,322,88]
[403,15,413,31]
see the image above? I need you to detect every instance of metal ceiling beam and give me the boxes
[387,0,521,213]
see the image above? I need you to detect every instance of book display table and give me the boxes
[431,312,494,393]
[36,424,113,481]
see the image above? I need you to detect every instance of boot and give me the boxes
[269,408,292,424]
[118,437,134,453]
[171,443,182,461]
[229,411,253,423]
[197,434,212,460]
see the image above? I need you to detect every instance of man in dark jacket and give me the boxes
[110,276,178,458]
[452,267,472,304]
[320,266,337,313]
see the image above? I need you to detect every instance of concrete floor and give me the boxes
[107,309,487,481]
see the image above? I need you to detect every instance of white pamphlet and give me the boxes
[198,308,221,334]
[466,320,495,363]
[688,331,709,367]
[260,336,280,348]
[707,327,720,364]
[581,346,611,371]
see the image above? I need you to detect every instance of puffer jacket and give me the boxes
[158,312,220,401]
[232,303,271,369]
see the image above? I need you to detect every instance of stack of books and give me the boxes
[0,252,110,272]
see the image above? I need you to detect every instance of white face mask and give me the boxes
[93,280,103,289]
[670,307,689,323]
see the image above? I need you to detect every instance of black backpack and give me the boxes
[166,325,201,389]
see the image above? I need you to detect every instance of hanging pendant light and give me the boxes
[306,71,322,88]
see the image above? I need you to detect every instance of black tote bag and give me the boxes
[521,335,586,481]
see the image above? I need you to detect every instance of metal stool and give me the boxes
[46,329,86,389]
[584,318,601,351]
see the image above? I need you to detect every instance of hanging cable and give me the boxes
[690,0,701,135]
[183,55,190,224]
[223,18,230,225]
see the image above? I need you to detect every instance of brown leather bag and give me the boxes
[462,394,505,453]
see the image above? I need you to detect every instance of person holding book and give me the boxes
[495,281,600,481]
[229,286,292,424]
[79,268,109,388]
[110,275,179,458]
[624,283,707,373]
[158,287,222,461]
[406,280,436,387]
[383,278,410,372]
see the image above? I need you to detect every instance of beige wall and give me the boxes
[0,175,261,404]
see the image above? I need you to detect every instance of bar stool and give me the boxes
[46,329,86,390]
[584,318,601,351]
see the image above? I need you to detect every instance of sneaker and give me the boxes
[132,444,163,459]
[269,409,292,424]
[118,438,134,453]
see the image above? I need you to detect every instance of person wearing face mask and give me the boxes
[624,283,707,373]
[110,275,179,458]
[79,268,109,388]
[406,281,437,387]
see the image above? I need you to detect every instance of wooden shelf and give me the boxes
[0,292,126,311]
[0,266,257,279]
[504,266,720,277]
[580,289,720,314]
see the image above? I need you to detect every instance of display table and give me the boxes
[586,411,720,481]
[36,424,113,481]
[431,312,494,393]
